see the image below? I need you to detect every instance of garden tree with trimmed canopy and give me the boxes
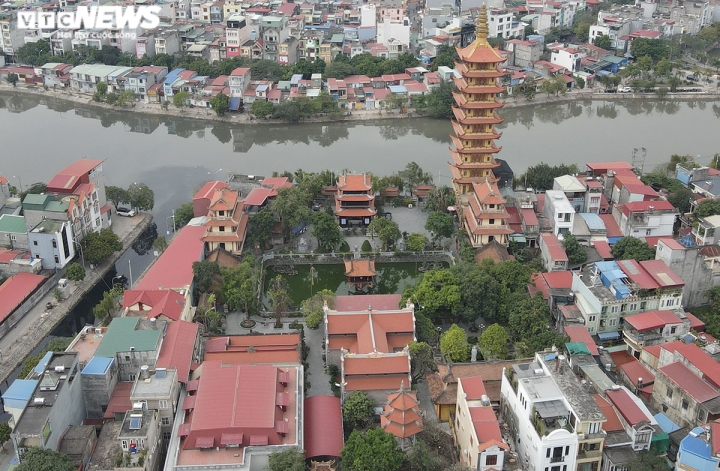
[478,323,509,360]
[66,262,86,282]
[402,269,460,321]
[440,324,470,362]
[126,182,155,212]
[81,228,122,265]
[342,391,376,431]
[611,236,655,261]
[341,428,406,471]
[301,289,335,329]
[367,217,402,250]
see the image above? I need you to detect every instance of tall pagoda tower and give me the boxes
[448,4,512,247]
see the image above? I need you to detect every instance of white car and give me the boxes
[117,207,136,217]
[619,87,632,93]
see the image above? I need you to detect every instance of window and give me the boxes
[129,374,137,381]
[486,455,498,466]
[682,400,689,411]
[122,440,128,450]
[52,240,57,248]
[630,303,638,311]
[161,417,171,426]
[159,400,169,409]
[54,256,59,264]
[588,422,600,434]
[33,240,38,246]
[611,306,619,314]
[636,432,650,444]
[609,319,617,326]
[667,388,673,399]
[671,326,677,334]
[621,304,627,312]
[589,315,596,323]
[489,219,495,224]
[163,432,172,440]
[646,229,652,236]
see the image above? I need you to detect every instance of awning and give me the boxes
[182,395,197,410]
[597,331,621,340]
[178,423,191,437]
[566,342,591,355]
[249,435,269,446]
[229,97,241,111]
[186,379,199,392]
[220,433,244,446]
[195,436,214,448]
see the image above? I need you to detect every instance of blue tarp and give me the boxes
[597,331,620,340]
[228,97,241,111]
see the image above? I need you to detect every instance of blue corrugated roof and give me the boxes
[679,435,712,470]
[229,97,241,111]
[654,413,680,433]
[579,213,605,231]
[2,379,38,401]
[388,85,407,93]
[598,331,621,340]
[34,351,54,375]
[81,356,114,376]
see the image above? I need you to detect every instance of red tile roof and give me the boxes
[47,159,103,193]
[599,214,623,238]
[586,162,634,175]
[0,249,24,264]
[606,388,650,426]
[685,312,706,332]
[660,361,719,403]
[540,233,568,261]
[619,359,654,387]
[104,382,133,419]
[334,294,402,311]
[659,341,720,389]
[0,273,46,324]
[338,174,371,191]
[261,177,292,190]
[592,394,624,431]
[621,200,675,215]
[617,259,659,290]
[344,356,410,375]
[459,376,487,401]
[639,260,684,288]
[468,407,507,449]
[543,271,573,290]
[136,225,206,291]
[521,208,539,226]
[345,259,376,277]
[304,396,343,459]
[625,310,682,331]
[563,326,599,356]
[244,188,275,207]
[182,361,296,450]
[592,240,613,259]
[712,420,720,455]
[122,289,187,321]
[203,333,301,364]
[156,321,199,383]
[345,375,407,391]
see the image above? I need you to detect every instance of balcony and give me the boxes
[550,456,565,463]
[532,402,572,437]
[577,449,602,460]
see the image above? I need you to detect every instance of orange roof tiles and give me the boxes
[156,321,200,383]
[592,394,624,432]
[304,396,343,459]
[381,386,423,439]
[344,259,376,277]
[344,356,410,375]
[459,376,487,400]
[338,173,371,191]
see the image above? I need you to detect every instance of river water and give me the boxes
[1,92,719,332]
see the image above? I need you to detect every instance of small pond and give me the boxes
[262,261,446,308]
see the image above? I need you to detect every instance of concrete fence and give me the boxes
[0,271,61,340]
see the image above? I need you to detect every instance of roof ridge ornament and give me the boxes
[475,4,489,46]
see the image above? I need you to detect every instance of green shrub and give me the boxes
[289,320,303,330]
[361,240,372,252]
[306,310,323,329]
[339,241,350,252]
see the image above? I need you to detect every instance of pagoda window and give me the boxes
[490,219,495,224]
[489,204,495,209]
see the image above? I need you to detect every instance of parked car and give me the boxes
[312,203,321,211]
[686,75,698,81]
[117,207,136,217]
[619,87,632,93]
[605,88,617,93]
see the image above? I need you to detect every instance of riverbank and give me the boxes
[0,213,153,385]
[2,82,718,126]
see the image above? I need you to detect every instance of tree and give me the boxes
[302,289,335,329]
[267,448,305,471]
[116,90,136,106]
[431,45,459,72]
[15,448,75,471]
[409,341,437,383]
[6,72,20,87]
[592,34,612,50]
[574,75,586,89]
[625,451,671,471]
[695,199,720,219]
[426,81,455,119]
[342,428,406,471]
[440,324,470,362]
[210,92,230,116]
[247,207,276,246]
[173,91,190,109]
[425,211,455,243]
[562,233,587,264]
[192,259,221,293]
[406,232,429,251]
[271,187,312,239]
[424,186,456,213]
[66,262,86,282]
[222,259,257,318]
[324,60,355,79]
[106,185,128,209]
[174,202,195,227]
[451,262,500,323]
[507,293,564,356]
[268,275,291,326]
[126,182,154,212]
[574,22,591,42]
[82,228,122,265]
[408,269,460,321]
[312,211,343,251]
[654,58,672,76]
[478,323,509,360]
[667,188,694,214]
[16,39,51,66]
[0,421,9,447]
[252,99,275,118]
[367,217,402,250]
[153,235,168,254]
[630,38,669,62]
[516,163,579,191]
[342,391,376,430]
[611,236,656,261]
[93,286,123,323]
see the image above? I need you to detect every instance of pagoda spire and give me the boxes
[475,4,489,46]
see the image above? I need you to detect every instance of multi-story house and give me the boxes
[261,16,289,62]
[551,47,584,73]
[488,8,523,38]
[505,39,543,68]
[130,368,179,442]
[69,64,133,94]
[589,13,631,49]
[648,341,720,429]
[377,17,411,48]
[693,215,720,246]
[136,35,156,59]
[123,66,169,102]
[612,200,677,239]
[201,187,249,255]
[71,29,110,51]
[200,1,223,23]
[544,190,575,236]
[455,377,509,471]
[154,28,181,56]
[0,12,26,56]
[539,233,569,272]
[226,14,250,57]
[27,220,76,269]
[49,31,73,57]
[11,353,85,463]
[94,317,167,382]
[553,175,587,213]
[278,38,298,65]
[501,352,606,471]
[117,409,163,471]
[677,165,720,200]
[228,67,251,97]
[462,180,512,248]
[623,309,691,356]
[571,259,685,337]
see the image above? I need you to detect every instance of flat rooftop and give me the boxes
[539,353,606,422]
[87,420,122,471]
[131,369,176,399]
[119,409,156,439]
[68,326,108,365]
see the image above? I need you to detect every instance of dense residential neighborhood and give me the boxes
[1,3,720,471]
